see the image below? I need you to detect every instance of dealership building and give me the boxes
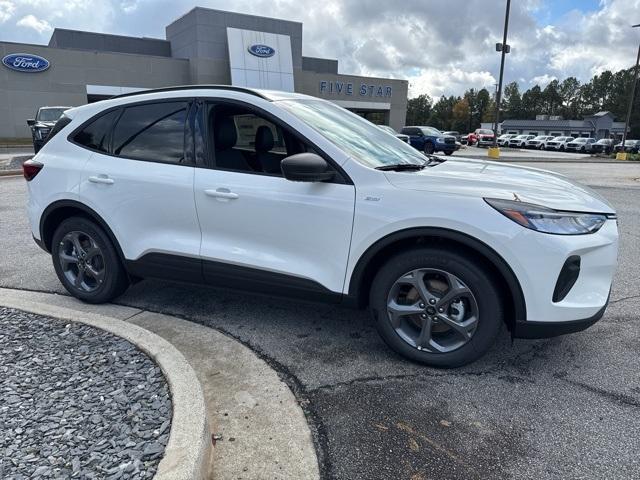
[0,7,408,139]
[481,111,628,139]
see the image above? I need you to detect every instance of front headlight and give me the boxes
[436,137,444,143]
[485,198,612,235]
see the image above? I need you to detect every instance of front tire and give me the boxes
[369,247,503,367]
[51,217,129,304]
[424,142,435,154]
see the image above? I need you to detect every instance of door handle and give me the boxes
[88,175,114,185]
[204,188,239,200]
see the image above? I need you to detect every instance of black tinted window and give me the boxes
[73,110,120,153]
[112,102,188,163]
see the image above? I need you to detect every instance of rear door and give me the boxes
[78,99,202,279]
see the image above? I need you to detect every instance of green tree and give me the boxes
[521,85,543,119]
[405,94,433,125]
[541,80,563,115]
[558,77,581,118]
[502,82,522,119]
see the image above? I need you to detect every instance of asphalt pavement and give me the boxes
[1,162,639,479]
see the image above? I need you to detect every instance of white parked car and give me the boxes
[497,134,517,146]
[565,137,597,153]
[508,134,536,148]
[545,136,574,151]
[525,135,555,150]
[24,86,618,367]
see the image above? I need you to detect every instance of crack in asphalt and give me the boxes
[609,294,640,305]
[554,375,640,409]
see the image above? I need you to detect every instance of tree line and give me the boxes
[406,67,640,136]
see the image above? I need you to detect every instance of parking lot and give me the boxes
[1,161,639,479]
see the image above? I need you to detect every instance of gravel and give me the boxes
[0,307,172,479]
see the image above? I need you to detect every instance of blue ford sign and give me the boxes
[248,44,275,58]
[2,53,50,73]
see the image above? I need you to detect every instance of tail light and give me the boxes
[23,159,44,181]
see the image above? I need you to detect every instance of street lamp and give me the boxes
[489,0,511,158]
[618,23,640,160]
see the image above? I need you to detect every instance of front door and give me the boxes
[193,100,355,297]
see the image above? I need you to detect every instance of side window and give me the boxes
[73,110,120,153]
[207,103,310,176]
[112,101,188,163]
[234,114,287,154]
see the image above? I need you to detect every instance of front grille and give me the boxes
[445,138,455,144]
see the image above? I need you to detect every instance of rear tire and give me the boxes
[51,217,129,304]
[369,247,503,367]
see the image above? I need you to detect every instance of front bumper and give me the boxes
[513,299,608,339]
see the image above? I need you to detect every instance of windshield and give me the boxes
[573,138,587,143]
[477,129,493,135]
[278,99,428,168]
[37,108,67,122]
[514,135,528,139]
[421,127,441,136]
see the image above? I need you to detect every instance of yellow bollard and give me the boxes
[616,152,628,161]
[487,147,500,159]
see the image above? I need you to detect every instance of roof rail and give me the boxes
[112,85,269,100]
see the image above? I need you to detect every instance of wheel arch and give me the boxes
[347,227,527,330]
[40,200,126,264]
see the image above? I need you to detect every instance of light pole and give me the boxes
[619,23,640,160]
[490,0,511,157]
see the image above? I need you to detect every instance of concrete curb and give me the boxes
[0,170,22,176]
[0,288,212,480]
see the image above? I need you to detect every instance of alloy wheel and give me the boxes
[58,231,106,292]
[386,268,479,353]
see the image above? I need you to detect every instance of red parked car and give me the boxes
[474,129,495,147]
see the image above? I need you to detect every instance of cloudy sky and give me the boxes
[1,0,639,98]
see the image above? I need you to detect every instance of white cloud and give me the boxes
[16,13,51,33]
[530,74,557,87]
[0,0,639,99]
[0,0,15,23]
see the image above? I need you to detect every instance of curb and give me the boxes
[0,170,22,177]
[0,288,212,480]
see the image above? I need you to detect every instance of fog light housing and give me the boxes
[553,256,581,302]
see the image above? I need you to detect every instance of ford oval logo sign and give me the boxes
[2,53,50,73]
[248,44,275,58]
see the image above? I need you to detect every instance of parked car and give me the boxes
[442,131,463,143]
[525,135,555,150]
[545,136,574,151]
[27,106,71,153]
[497,134,517,146]
[508,134,536,148]
[613,139,640,154]
[378,125,410,143]
[24,86,618,368]
[474,129,495,147]
[466,132,477,145]
[401,126,457,155]
[591,139,614,155]
[565,137,596,153]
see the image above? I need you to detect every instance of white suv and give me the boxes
[24,87,618,367]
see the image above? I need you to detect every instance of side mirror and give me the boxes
[281,153,334,182]
[27,119,35,127]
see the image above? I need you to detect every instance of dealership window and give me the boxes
[73,110,121,153]
[112,101,189,163]
[549,132,562,137]
[506,130,519,135]
[206,102,311,175]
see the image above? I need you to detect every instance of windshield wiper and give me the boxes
[375,163,426,171]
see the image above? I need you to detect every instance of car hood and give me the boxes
[385,158,615,213]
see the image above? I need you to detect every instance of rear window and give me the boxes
[44,114,72,145]
[112,102,188,163]
[73,110,120,153]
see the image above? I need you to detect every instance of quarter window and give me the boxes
[112,102,188,163]
[73,110,120,153]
